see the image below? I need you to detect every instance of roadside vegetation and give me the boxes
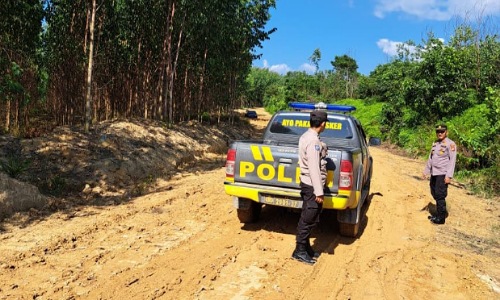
[0,2,498,197]
[242,22,499,197]
[0,0,276,133]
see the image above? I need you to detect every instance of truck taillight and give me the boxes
[225,149,236,177]
[339,160,353,190]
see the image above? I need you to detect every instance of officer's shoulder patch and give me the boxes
[451,144,456,151]
[315,144,320,151]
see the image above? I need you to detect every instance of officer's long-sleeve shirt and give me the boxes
[424,137,457,178]
[299,128,324,196]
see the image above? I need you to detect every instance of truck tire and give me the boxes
[365,164,372,199]
[363,179,371,203]
[236,199,262,223]
[339,222,359,238]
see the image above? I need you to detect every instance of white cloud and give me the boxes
[377,38,449,59]
[260,60,315,75]
[261,59,291,74]
[374,0,500,20]
[376,38,417,56]
[376,39,402,56]
[269,64,291,75]
[299,63,316,74]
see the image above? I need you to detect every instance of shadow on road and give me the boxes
[240,191,384,258]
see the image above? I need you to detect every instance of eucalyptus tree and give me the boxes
[0,0,44,133]
[42,0,276,126]
[112,0,167,120]
[84,0,97,132]
[169,0,276,121]
[44,0,88,124]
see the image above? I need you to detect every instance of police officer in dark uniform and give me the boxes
[292,110,328,265]
[423,124,457,224]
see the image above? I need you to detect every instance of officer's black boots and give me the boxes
[292,243,315,265]
[428,213,446,224]
[430,215,445,224]
[305,240,320,259]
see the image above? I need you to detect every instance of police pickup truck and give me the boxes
[224,102,374,237]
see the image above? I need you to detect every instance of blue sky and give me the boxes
[252,0,500,75]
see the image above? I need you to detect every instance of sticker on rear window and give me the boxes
[281,119,342,130]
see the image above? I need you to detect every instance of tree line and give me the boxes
[243,21,499,196]
[0,0,276,134]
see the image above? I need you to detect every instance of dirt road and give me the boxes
[0,110,499,299]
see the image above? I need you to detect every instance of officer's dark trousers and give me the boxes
[296,182,322,245]
[430,175,448,217]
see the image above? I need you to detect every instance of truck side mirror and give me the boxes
[369,137,381,146]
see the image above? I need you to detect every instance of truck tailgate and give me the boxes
[233,142,341,193]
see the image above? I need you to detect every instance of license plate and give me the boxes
[259,195,302,208]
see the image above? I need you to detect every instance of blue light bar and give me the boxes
[288,102,356,112]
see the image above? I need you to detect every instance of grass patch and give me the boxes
[0,155,30,179]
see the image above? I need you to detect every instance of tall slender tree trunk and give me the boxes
[4,100,10,133]
[162,0,175,123]
[198,47,208,120]
[14,99,19,132]
[183,66,189,121]
[85,0,96,132]
[168,13,184,123]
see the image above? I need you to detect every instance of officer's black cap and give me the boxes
[435,124,447,131]
[311,111,328,122]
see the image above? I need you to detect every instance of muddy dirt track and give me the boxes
[0,109,499,300]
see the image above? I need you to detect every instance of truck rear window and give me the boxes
[269,115,353,139]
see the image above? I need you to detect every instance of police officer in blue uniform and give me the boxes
[292,110,328,264]
[423,124,457,224]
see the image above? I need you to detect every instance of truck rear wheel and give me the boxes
[339,222,359,237]
[236,199,262,223]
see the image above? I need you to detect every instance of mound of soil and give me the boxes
[0,117,256,218]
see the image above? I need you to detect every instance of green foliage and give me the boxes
[0,155,30,179]
[484,87,500,136]
[331,55,358,80]
[0,0,45,132]
[396,126,434,157]
[450,88,500,196]
[245,67,282,107]
[265,92,287,114]
[201,112,211,123]
[309,48,321,73]
[243,22,499,196]
[455,167,499,198]
[449,104,491,160]
[360,26,499,196]
[283,71,319,102]
[41,0,277,124]
[0,62,25,97]
[335,99,383,139]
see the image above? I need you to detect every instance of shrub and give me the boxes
[0,155,30,179]
[448,103,496,179]
[336,98,383,139]
[455,167,499,198]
